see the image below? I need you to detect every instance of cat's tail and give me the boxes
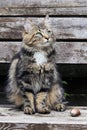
[6,58,23,106]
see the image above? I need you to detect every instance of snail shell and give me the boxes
[70,108,81,117]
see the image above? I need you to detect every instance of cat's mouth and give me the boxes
[37,41,51,47]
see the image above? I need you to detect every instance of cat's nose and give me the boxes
[45,37,49,41]
[46,37,49,41]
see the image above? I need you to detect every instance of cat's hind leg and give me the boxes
[49,84,66,112]
[53,103,65,112]
[7,91,24,107]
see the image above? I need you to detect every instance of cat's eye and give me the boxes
[48,30,52,35]
[25,31,28,34]
[35,32,43,38]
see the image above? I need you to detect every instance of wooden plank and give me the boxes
[0,106,87,129]
[0,42,87,64]
[1,0,87,7]
[0,93,9,105]
[0,123,87,130]
[1,63,87,77]
[1,77,87,105]
[58,64,87,77]
[1,7,87,16]
[55,42,87,63]
[1,91,87,106]
[1,17,87,40]
[0,0,87,16]
[0,42,20,63]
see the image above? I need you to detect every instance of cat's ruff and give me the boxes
[34,51,47,65]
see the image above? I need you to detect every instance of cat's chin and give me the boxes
[37,42,52,47]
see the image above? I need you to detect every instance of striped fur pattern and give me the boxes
[7,15,66,114]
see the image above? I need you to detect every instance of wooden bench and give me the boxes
[0,0,87,129]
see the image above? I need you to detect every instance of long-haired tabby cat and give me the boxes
[7,15,66,114]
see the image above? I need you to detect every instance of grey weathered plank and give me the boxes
[0,106,87,129]
[0,0,87,16]
[0,7,87,16]
[55,42,87,63]
[1,17,87,39]
[1,0,87,7]
[0,42,20,63]
[0,42,87,63]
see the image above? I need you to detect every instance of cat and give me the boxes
[7,15,66,114]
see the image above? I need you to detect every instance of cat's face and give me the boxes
[22,16,55,48]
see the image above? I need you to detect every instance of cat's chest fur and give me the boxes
[34,51,47,65]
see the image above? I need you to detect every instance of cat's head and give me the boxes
[22,15,55,49]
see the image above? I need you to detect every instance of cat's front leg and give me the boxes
[36,92,51,114]
[27,64,41,74]
[44,63,54,71]
[23,92,35,114]
[17,80,35,114]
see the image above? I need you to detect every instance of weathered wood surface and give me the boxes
[55,42,87,63]
[0,106,87,129]
[1,17,87,39]
[0,42,87,63]
[0,0,87,16]
[0,123,87,130]
[1,0,87,7]
[0,42,20,63]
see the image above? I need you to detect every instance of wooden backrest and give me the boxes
[0,0,87,77]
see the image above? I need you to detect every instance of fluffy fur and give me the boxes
[7,15,66,114]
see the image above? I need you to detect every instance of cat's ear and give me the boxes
[44,15,51,29]
[24,19,34,33]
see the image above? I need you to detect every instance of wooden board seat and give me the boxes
[0,0,87,128]
[0,105,87,130]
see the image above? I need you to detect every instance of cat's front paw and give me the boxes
[24,106,35,114]
[33,64,41,73]
[44,63,54,71]
[37,107,51,114]
[53,104,66,112]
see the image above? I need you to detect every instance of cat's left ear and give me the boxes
[24,19,37,33]
[44,15,51,29]
[23,20,33,33]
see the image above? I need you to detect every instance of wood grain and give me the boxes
[55,42,87,63]
[0,42,20,63]
[0,0,87,16]
[0,123,87,130]
[0,106,87,129]
[1,17,87,40]
[1,7,87,16]
[0,42,87,63]
[1,0,87,7]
